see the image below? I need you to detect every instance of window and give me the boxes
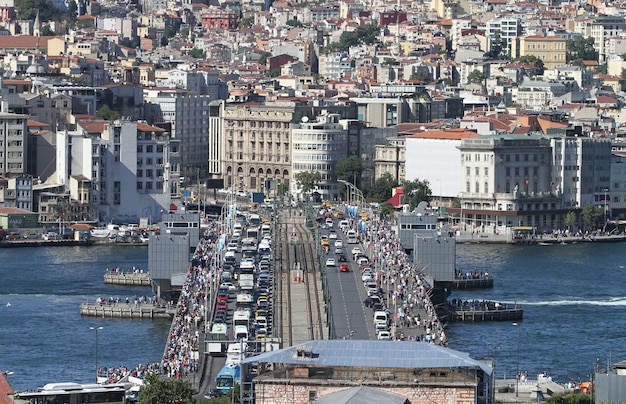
[466,181,470,192]
[475,167,479,176]
[475,182,479,193]
[484,182,489,193]
[484,167,488,176]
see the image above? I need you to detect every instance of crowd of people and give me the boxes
[360,217,448,345]
[97,363,160,384]
[161,221,222,380]
[454,269,490,280]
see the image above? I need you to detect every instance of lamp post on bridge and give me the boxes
[89,326,103,383]
[513,322,520,397]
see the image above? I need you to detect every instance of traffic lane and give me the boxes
[346,254,377,340]
[326,260,371,340]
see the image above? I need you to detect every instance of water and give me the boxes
[448,242,626,385]
[1,242,624,391]
[0,245,171,391]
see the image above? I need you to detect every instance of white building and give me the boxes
[486,17,521,56]
[291,113,348,201]
[0,112,28,175]
[405,128,481,200]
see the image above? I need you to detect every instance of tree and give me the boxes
[485,32,506,59]
[325,23,380,52]
[66,0,77,28]
[40,25,55,36]
[286,19,303,27]
[239,16,253,28]
[517,55,545,75]
[467,69,485,84]
[295,171,321,194]
[379,202,395,218]
[180,26,190,38]
[565,211,577,231]
[581,203,604,231]
[15,0,63,21]
[138,374,195,404]
[410,69,432,82]
[335,156,362,187]
[187,47,206,59]
[544,392,592,404]
[401,178,432,210]
[96,104,121,121]
[567,37,598,63]
[258,51,272,66]
[367,173,398,203]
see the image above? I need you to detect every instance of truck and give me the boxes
[239,274,254,291]
[207,323,228,356]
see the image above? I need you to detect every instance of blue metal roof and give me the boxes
[241,340,492,375]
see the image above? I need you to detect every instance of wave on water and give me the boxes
[521,297,626,306]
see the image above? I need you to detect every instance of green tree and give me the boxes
[621,68,626,90]
[295,171,321,194]
[187,47,206,59]
[467,69,485,84]
[286,19,303,27]
[401,178,432,210]
[239,16,253,28]
[581,203,604,231]
[411,69,432,82]
[379,202,395,218]
[544,391,592,404]
[565,211,577,231]
[138,374,195,404]
[258,51,272,66]
[567,37,598,63]
[335,156,362,187]
[40,25,55,36]
[66,0,77,28]
[367,173,398,203]
[180,26,190,38]
[96,104,121,121]
[163,26,176,39]
[485,32,506,59]
[326,23,380,52]
[517,55,545,75]
[15,0,63,21]
[160,36,169,47]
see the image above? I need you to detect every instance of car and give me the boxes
[362,271,374,282]
[335,247,343,254]
[351,247,363,256]
[357,257,369,266]
[221,282,237,292]
[328,231,338,240]
[325,258,336,267]
[339,264,349,272]
[338,254,347,262]
[363,295,382,308]
[365,282,379,296]
[334,240,343,248]
[375,320,389,333]
[377,330,391,340]
[216,300,228,311]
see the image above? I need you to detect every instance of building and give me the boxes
[405,128,481,200]
[220,102,296,194]
[486,17,520,56]
[291,113,348,201]
[375,137,406,184]
[144,89,210,185]
[201,8,239,30]
[240,340,492,404]
[0,112,28,175]
[511,35,567,70]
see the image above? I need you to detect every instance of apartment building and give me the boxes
[511,35,567,69]
[375,137,406,184]
[0,112,28,175]
[486,16,520,56]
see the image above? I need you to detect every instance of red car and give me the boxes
[340,264,349,272]
[216,301,228,310]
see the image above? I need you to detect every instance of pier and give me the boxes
[80,300,175,319]
[103,272,152,286]
[453,277,494,289]
[448,301,523,322]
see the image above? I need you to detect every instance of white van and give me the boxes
[223,251,236,265]
[339,220,350,231]
[374,311,388,325]
[234,325,249,341]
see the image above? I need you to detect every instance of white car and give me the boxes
[335,247,343,254]
[325,258,336,267]
[351,247,363,256]
[334,240,343,248]
[362,271,374,282]
[377,330,391,340]
[328,231,338,240]
[221,282,238,292]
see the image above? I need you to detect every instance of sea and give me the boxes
[0,241,625,391]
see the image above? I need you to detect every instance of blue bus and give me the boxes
[215,363,241,394]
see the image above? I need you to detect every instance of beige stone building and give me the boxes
[240,340,492,404]
[220,102,297,194]
[375,137,406,184]
[511,35,567,70]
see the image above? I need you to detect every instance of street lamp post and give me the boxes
[89,326,103,383]
[513,322,520,397]
[604,188,609,226]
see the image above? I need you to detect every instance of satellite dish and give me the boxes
[301,116,309,123]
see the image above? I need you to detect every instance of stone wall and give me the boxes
[253,381,476,404]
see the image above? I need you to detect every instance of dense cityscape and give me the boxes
[1,0,626,402]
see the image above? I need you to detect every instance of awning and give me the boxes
[513,226,534,231]
[69,223,94,230]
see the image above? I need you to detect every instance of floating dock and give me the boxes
[103,272,152,286]
[448,302,523,322]
[453,277,494,289]
[80,302,175,319]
